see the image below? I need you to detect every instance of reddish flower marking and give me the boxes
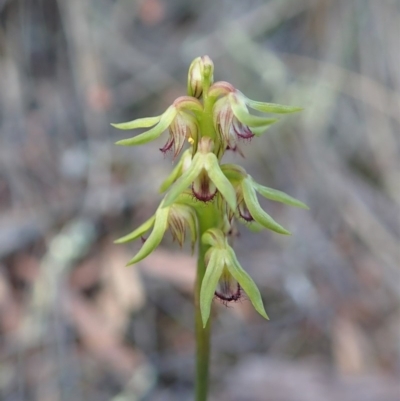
[192,169,217,202]
[238,200,254,222]
[215,283,242,304]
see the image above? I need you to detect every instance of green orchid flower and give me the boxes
[163,137,237,211]
[221,164,308,235]
[112,96,203,159]
[114,197,198,265]
[199,228,269,327]
[209,81,302,152]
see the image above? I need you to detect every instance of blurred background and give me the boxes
[0,0,399,400]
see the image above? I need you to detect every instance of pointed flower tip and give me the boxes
[202,316,209,328]
[294,198,309,210]
[111,122,136,130]
[262,312,270,320]
[114,235,139,244]
[114,140,129,146]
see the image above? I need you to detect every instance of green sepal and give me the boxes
[251,123,276,137]
[200,249,225,327]
[126,207,169,265]
[229,94,278,128]
[163,153,203,207]
[220,164,247,182]
[251,179,309,209]
[241,219,264,233]
[175,190,207,209]
[111,115,161,130]
[159,150,190,193]
[115,106,177,146]
[226,248,269,320]
[204,154,237,211]
[114,215,156,244]
[245,98,303,114]
[242,179,291,235]
[176,96,204,114]
[202,228,226,248]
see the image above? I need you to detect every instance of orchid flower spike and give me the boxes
[112,55,308,328]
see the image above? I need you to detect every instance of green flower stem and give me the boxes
[200,74,216,143]
[194,79,219,401]
[195,204,218,401]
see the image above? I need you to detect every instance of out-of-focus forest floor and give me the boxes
[0,0,399,400]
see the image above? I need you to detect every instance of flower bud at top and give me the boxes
[187,55,214,98]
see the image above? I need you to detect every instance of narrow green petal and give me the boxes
[229,94,278,127]
[241,219,264,233]
[232,106,278,128]
[111,115,161,130]
[226,248,269,320]
[115,107,177,146]
[242,179,291,235]
[251,123,276,137]
[245,99,303,114]
[159,150,189,193]
[202,228,226,248]
[220,164,247,181]
[126,208,169,265]
[163,154,204,207]
[200,249,225,327]
[175,190,205,208]
[159,163,182,193]
[175,96,204,113]
[114,215,156,244]
[252,179,309,209]
[204,153,237,211]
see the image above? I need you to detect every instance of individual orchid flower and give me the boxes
[114,197,198,265]
[112,96,202,159]
[221,164,308,235]
[163,137,237,211]
[210,81,302,152]
[199,228,269,326]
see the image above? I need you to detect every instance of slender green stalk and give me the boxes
[194,76,218,401]
[195,206,218,401]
